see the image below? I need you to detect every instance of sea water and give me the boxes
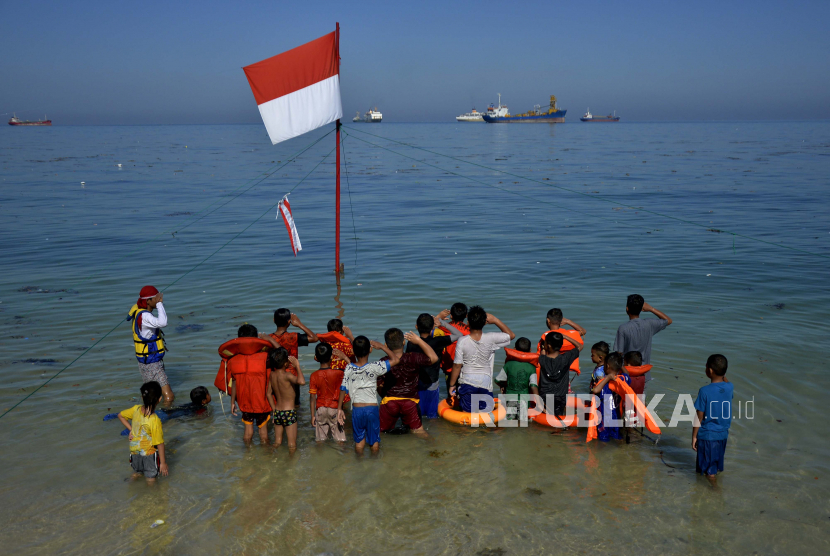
[0,122,828,555]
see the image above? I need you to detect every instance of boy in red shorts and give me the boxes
[309,343,347,442]
[378,328,438,436]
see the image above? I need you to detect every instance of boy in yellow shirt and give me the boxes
[118,381,169,483]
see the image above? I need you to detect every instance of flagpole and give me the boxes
[335,21,342,277]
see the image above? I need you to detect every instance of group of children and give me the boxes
[120,298,733,485]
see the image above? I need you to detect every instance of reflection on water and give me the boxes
[0,122,829,554]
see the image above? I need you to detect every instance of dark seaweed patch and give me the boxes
[176,324,204,333]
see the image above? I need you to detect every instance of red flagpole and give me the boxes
[335,22,341,276]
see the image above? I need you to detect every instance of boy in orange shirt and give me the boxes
[309,343,347,442]
[269,308,317,407]
[318,318,355,372]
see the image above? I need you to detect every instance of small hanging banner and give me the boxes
[277,194,302,256]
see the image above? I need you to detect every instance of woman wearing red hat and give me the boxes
[127,286,174,403]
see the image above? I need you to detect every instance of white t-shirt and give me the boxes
[454,332,511,391]
[495,368,538,387]
[341,360,390,405]
[137,302,167,339]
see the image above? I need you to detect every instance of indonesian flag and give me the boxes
[243,30,343,145]
[278,195,302,256]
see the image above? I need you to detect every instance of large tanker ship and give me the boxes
[482,94,566,123]
[8,113,52,126]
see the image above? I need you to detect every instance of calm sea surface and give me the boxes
[1,122,828,555]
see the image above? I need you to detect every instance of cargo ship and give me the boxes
[352,108,382,123]
[482,94,566,123]
[8,113,52,126]
[580,109,619,122]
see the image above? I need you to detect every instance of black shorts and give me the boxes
[241,411,271,428]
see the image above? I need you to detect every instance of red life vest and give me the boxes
[213,337,272,396]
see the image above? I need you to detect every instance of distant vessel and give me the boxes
[353,108,382,123]
[8,113,51,126]
[580,109,619,122]
[482,94,566,123]
[456,108,484,122]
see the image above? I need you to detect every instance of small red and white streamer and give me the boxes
[277,194,302,256]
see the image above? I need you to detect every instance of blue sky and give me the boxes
[2,0,828,123]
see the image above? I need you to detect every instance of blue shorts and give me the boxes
[351,405,380,446]
[458,384,493,413]
[697,438,728,476]
[418,388,440,419]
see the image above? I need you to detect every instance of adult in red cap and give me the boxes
[127,286,174,403]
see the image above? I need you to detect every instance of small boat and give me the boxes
[456,108,484,122]
[8,113,52,126]
[580,109,619,122]
[353,108,382,123]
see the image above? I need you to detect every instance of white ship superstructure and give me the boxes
[353,108,382,123]
[456,108,484,122]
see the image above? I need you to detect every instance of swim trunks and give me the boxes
[130,452,160,478]
[315,407,346,441]
[241,411,271,428]
[351,405,380,445]
[380,398,422,431]
[138,360,169,387]
[273,409,298,427]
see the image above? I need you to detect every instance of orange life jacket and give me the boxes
[213,337,272,395]
[441,322,470,372]
[623,364,652,377]
[606,375,661,435]
[536,329,582,375]
[317,331,356,372]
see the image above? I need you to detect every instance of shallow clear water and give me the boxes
[1,122,828,555]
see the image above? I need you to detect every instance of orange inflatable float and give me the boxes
[504,348,538,365]
[438,397,506,426]
[213,337,272,394]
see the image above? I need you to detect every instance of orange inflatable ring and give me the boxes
[529,395,599,436]
[438,397,506,426]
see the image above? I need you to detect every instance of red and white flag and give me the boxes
[243,30,342,145]
[277,195,302,256]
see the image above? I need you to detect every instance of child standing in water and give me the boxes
[495,337,538,420]
[270,308,317,407]
[337,336,400,455]
[118,381,168,484]
[591,352,630,441]
[693,354,733,485]
[589,341,610,391]
[309,343,347,443]
[268,348,306,454]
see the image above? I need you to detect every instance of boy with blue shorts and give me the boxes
[693,354,733,485]
[337,335,400,454]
